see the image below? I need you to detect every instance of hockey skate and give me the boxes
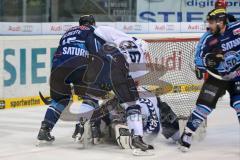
[178,128,193,152]
[91,120,103,144]
[36,121,55,146]
[131,135,154,156]
[72,117,87,143]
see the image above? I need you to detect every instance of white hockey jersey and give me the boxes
[94,26,149,79]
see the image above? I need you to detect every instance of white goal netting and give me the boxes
[143,38,203,119]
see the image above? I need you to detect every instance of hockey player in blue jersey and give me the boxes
[37,15,105,143]
[179,9,240,152]
[37,15,154,152]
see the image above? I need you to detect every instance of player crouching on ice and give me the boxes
[179,9,240,152]
[37,15,160,154]
[71,16,181,154]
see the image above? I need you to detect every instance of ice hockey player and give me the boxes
[179,9,240,152]
[72,18,180,155]
[109,96,180,150]
[199,0,238,102]
[69,15,155,153]
[37,15,154,153]
[37,15,105,144]
[94,24,181,147]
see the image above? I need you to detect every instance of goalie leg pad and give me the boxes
[114,124,132,149]
[157,99,179,139]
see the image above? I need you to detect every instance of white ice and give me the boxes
[0,96,239,160]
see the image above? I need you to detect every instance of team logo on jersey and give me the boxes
[223,51,240,72]
[233,28,240,36]
[192,119,202,128]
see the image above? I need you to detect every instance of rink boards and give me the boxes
[0,34,202,109]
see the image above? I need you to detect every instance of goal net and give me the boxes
[143,37,203,119]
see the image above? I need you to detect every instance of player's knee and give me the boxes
[158,100,180,139]
[113,77,139,103]
[49,99,68,114]
[196,83,223,109]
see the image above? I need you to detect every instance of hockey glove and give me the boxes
[204,52,224,68]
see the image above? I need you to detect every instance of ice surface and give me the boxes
[0,96,239,160]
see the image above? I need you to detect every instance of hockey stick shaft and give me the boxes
[206,69,225,80]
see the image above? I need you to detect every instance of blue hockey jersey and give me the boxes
[52,25,103,68]
[195,21,240,78]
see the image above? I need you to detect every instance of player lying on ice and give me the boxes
[179,9,240,152]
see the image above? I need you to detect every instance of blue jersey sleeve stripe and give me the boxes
[200,34,212,57]
[195,32,212,57]
[94,38,99,52]
[228,21,240,29]
[194,32,212,68]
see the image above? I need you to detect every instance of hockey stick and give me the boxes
[39,90,115,122]
[39,91,52,105]
[206,69,226,80]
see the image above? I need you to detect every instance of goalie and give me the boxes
[109,96,180,150]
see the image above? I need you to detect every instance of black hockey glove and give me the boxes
[204,52,224,68]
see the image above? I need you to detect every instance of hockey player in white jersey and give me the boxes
[112,95,180,150]
[94,25,149,79]
[95,22,180,143]
[70,15,154,153]
[72,15,180,155]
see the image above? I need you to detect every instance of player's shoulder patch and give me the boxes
[233,28,240,36]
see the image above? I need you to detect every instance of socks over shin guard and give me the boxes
[127,114,143,136]
[186,104,212,132]
[126,105,143,136]
[43,106,62,129]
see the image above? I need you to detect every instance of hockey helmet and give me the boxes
[79,15,95,26]
[207,9,227,22]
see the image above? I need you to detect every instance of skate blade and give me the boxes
[74,134,84,143]
[92,138,104,145]
[36,140,54,147]
[178,145,190,152]
[132,149,154,156]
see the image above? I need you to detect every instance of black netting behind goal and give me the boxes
[143,38,203,119]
